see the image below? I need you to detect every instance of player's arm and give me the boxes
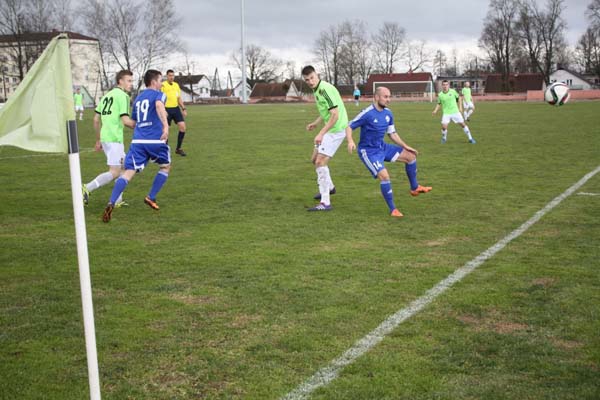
[457,94,464,115]
[93,112,102,151]
[432,103,440,115]
[156,100,169,141]
[314,107,339,145]
[389,132,418,155]
[120,115,136,129]
[345,125,356,154]
[306,116,322,131]
[177,94,187,117]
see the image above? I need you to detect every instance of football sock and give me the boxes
[109,177,128,205]
[380,180,396,212]
[148,171,169,200]
[463,126,473,140]
[176,131,185,149]
[87,171,114,192]
[316,166,330,205]
[405,160,418,191]
[442,129,447,139]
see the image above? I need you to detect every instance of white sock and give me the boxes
[86,171,114,192]
[442,129,447,139]
[467,109,473,119]
[316,166,331,205]
[463,126,473,140]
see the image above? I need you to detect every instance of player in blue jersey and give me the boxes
[103,69,171,222]
[346,87,432,217]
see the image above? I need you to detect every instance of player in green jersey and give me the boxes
[432,80,476,144]
[73,88,84,120]
[82,70,136,206]
[302,65,352,211]
[461,81,475,121]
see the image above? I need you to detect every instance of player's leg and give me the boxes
[309,132,344,210]
[441,121,449,143]
[359,147,400,216]
[145,143,172,210]
[171,107,187,156]
[103,168,135,222]
[455,114,475,143]
[385,144,432,196]
[83,143,124,204]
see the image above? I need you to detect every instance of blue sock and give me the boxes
[109,177,128,205]
[405,160,418,191]
[148,171,169,200]
[380,180,396,212]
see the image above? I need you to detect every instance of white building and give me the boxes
[0,30,104,105]
[174,74,211,102]
[549,68,597,90]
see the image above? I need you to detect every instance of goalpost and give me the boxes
[372,81,435,102]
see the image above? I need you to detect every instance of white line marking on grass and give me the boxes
[0,148,94,160]
[577,192,600,196]
[282,165,600,400]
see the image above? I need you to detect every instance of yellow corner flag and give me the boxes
[0,34,74,153]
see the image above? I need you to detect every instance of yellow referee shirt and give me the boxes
[161,81,181,108]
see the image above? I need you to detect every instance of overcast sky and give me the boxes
[172,0,592,81]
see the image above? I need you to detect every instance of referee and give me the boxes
[161,69,188,156]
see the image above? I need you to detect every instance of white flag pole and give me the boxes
[67,120,101,400]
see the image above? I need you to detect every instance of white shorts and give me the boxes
[102,142,125,167]
[316,131,346,158]
[441,113,465,125]
[75,105,84,112]
[463,101,474,109]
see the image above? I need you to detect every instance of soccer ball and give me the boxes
[544,82,570,106]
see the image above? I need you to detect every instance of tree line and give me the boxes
[1,0,599,92]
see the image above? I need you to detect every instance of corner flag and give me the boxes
[0,34,101,400]
[0,34,73,152]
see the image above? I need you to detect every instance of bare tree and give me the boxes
[78,0,180,90]
[516,0,567,83]
[404,40,432,73]
[338,19,371,84]
[576,27,600,77]
[433,50,447,76]
[232,44,280,82]
[0,0,28,80]
[54,0,73,31]
[313,24,345,85]
[479,0,519,91]
[372,22,405,74]
[587,0,600,27]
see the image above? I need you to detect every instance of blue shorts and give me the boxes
[166,107,184,125]
[358,143,404,178]
[124,142,171,172]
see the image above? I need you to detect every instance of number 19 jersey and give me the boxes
[131,89,167,141]
[94,87,130,143]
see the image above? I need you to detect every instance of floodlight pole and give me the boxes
[67,121,101,400]
[241,0,247,104]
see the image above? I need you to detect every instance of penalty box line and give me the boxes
[282,165,600,400]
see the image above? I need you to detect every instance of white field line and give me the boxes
[282,165,600,400]
[577,192,600,196]
[0,148,94,160]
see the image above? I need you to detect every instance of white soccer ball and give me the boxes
[544,82,570,106]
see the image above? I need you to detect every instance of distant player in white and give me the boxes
[461,81,475,121]
[432,80,476,144]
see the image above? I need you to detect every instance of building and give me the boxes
[0,30,104,104]
[364,72,435,99]
[434,76,487,94]
[173,73,211,102]
[549,68,598,90]
[484,73,545,93]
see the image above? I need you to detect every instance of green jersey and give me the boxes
[461,87,472,102]
[94,87,130,143]
[313,80,348,133]
[437,89,460,115]
[73,93,83,106]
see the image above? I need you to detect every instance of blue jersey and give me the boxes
[348,104,396,149]
[131,89,167,140]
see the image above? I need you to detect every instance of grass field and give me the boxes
[1,100,599,399]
